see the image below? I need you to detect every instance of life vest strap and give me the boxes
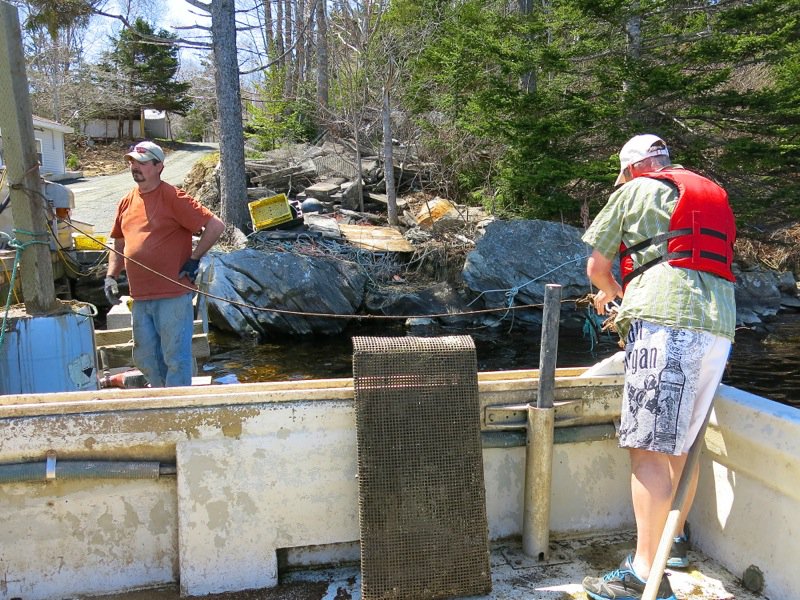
[620,227,729,260]
[620,229,690,258]
[621,248,731,287]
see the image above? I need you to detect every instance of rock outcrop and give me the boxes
[204,249,368,337]
[201,219,798,338]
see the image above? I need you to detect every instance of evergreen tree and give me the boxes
[104,17,192,116]
[390,0,800,222]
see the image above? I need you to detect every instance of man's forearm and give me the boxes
[107,238,125,278]
[191,216,225,259]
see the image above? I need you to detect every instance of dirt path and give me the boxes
[64,142,218,235]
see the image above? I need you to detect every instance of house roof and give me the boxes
[32,115,73,134]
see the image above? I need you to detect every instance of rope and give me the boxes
[576,293,621,351]
[0,229,51,350]
[63,222,600,321]
[468,255,588,309]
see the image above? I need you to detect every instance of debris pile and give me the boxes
[183,137,496,287]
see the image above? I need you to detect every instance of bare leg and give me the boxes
[629,448,673,579]
[630,449,699,579]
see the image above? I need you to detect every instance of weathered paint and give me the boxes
[0,374,795,599]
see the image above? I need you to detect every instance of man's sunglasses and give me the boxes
[128,145,160,162]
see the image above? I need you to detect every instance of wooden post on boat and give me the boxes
[522,283,561,559]
[0,0,57,313]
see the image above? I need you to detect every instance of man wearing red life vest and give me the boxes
[580,135,736,600]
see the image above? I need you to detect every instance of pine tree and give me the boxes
[105,17,192,116]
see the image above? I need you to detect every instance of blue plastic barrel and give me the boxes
[0,307,98,393]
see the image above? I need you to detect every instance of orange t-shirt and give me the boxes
[111,182,214,300]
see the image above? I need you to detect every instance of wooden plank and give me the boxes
[95,320,205,347]
[338,223,415,253]
[97,333,210,370]
[367,192,407,208]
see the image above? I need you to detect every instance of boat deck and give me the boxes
[85,530,765,600]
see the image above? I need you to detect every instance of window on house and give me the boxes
[35,139,42,165]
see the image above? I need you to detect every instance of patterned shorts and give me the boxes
[620,320,731,455]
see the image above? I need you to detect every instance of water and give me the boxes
[723,315,800,406]
[204,314,800,409]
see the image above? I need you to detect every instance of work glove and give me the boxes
[104,276,121,306]
[178,257,200,283]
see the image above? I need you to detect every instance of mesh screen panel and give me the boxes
[353,336,491,600]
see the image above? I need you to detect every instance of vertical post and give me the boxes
[0,1,57,314]
[522,284,561,559]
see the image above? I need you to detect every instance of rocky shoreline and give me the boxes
[72,141,800,339]
[200,218,799,340]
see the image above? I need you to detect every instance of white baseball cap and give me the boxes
[615,134,670,185]
[125,141,165,163]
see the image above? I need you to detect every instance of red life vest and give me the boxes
[619,168,736,289]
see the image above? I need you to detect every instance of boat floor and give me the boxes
[85,530,765,600]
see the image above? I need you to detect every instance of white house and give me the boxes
[32,115,74,180]
[80,110,171,141]
[0,115,74,181]
[0,115,75,247]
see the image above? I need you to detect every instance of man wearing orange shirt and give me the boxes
[104,141,225,387]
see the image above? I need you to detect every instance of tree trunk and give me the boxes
[315,0,328,108]
[518,0,535,93]
[383,81,398,226]
[264,0,275,58]
[283,0,294,98]
[304,6,316,91]
[211,0,249,230]
[295,0,306,91]
[276,0,285,67]
[353,115,364,213]
[623,2,641,93]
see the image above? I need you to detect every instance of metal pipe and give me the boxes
[523,284,561,560]
[523,405,554,560]
[0,459,168,484]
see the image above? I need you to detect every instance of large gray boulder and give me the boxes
[203,249,368,337]
[462,220,593,327]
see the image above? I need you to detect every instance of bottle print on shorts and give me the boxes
[650,330,686,451]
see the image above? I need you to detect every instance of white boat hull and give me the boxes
[0,372,795,599]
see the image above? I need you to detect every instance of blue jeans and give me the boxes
[132,294,194,387]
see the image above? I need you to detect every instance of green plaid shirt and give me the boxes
[582,169,736,341]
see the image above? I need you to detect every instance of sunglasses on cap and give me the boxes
[128,145,161,162]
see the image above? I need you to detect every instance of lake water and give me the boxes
[203,313,800,410]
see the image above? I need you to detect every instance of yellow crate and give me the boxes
[73,233,108,250]
[248,193,293,231]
